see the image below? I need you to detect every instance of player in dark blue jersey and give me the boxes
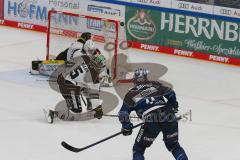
[118,68,188,160]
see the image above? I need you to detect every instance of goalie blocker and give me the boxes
[30,60,64,76]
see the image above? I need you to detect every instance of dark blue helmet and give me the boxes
[133,68,149,84]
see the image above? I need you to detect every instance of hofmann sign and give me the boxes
[4,0,87,26]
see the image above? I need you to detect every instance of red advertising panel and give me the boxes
[0,0,3,19]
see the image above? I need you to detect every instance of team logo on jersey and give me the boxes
[127,9,156,41]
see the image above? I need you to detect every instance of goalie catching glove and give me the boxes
[90,49,106,69]
[91,49,113,87]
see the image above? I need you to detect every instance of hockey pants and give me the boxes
[133,115,188,160]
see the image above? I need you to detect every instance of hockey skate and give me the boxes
[43,109,56,124]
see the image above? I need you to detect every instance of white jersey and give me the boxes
[63,41,112,87]
[64,55,100,90]
[66,41,84,61]
[64,55,102,109]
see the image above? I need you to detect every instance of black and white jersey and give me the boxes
[55,41,84,61]
[64,55,101,89]
[66,41,84,61]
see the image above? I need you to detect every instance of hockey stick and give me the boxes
[103,114,139,119]
[103,114,183,120]
[61,114,183,153]
[61,122,144,153]
[36,79,57,82]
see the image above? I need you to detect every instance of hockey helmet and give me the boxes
[133,68,149,84]
[78,32,92,43]
[83,39,96,55]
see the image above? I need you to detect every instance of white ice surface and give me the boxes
[0,26,240,160]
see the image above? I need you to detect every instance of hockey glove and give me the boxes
[122,123,133,136]
[93,105,103,119]
[173,107,179,113]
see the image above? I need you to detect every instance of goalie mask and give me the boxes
[133,68,149,84]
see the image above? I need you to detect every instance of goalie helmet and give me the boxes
[83,39,96,55]
[133,68,149,84]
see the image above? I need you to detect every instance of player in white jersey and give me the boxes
[45,48,106,123]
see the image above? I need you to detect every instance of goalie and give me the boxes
[45,48,106,123]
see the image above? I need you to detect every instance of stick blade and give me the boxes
[61,141,82,152]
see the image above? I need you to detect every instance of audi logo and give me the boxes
[220,9,232,15]
[178,3,190,9]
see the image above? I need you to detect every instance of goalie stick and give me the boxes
[61,122,144,153]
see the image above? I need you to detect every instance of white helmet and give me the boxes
[84,39,96,55]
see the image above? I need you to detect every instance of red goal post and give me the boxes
[46,10,120,80]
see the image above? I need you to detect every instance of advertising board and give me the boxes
[4,0,85,26]
[128,0,171,8]
[83,0,125,21]
[3,0,125,31]
[214,6,240,18]
[171,0,214,14]
[126,7,240,65]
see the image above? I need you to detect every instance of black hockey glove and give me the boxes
[121,123,133,136]
[173,101,179,113]
[173,107,179,113]
[166,103,179,114]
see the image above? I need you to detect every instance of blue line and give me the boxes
[93,0,240,23]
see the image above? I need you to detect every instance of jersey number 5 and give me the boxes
[70,66,84,79]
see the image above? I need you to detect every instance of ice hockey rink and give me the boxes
[0,25,240,160]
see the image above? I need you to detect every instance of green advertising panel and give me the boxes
[126,6,240,58]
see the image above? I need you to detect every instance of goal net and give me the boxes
[46,10,131,81]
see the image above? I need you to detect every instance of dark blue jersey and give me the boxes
[118,81,178,125]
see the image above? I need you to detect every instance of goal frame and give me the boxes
[46,10,119,80]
